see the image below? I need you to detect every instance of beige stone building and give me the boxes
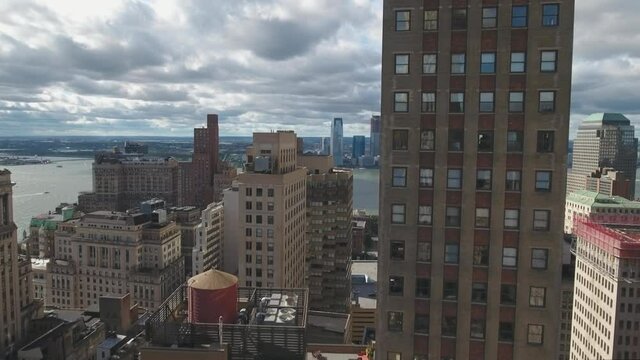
[570,219,640,360]
[237,131,307,288]
[377,1,575,359]
[565,190,640,235]
[298,154,353,312]
[47,210,184,310]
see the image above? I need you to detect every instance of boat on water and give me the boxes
[56,165,63,168]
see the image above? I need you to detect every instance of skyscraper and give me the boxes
[567,113,638,199]
[370,115,381,157]
[377,2,574,359]
[352,135,366,161]
[180,114,220,208]
[331,118,344,166]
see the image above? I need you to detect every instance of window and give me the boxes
[447,169,462,189]
[256,188,263,196]
[479,92,494,112]
[499,322,515,342]
[392,167,407,187]
[509,91,524,112]
[420,130,435,150]
[395,54,410,74]
[443,281,457,300]
[423,54,437,74]
[394,92,409,112]
[533,210,550,231]
[539,91,556,112]
[480,53,496,73]
[535,171,552,191]
[478,131,493,152]
[451,54,465,74]
[391,204,406,224]
[507,131,523,152]
[475,208,490,228]
[452,9,467,29]
[471,319,485,339]
[267,188,274,197]
[532,249,549,269]
[446,207,461,227]
[395,10,410,31]
[530,287,546,307]
[416,278,430,298]
[245,201,252,210]
[246,188,252,196]
[415,315,429,334]
[417,242,431,262]
[512,5,528,27]
[389,276,404,295]
[540,50,557,72]
[537,131,554,152]
[472,283,488,303]
[504,210,519,229]
[542,4,559,26]
[424,10,438,30]
[390,241,405,260]
[419,206,433,225]
[419,168,434,187]
[477,170,491,190]
[501,284,517,305]
[442,316,457,336]
[448,130,464,151]
[473,245,489,266]
[245,214,252,223]
[506,171,521,191]
[393,130,409,150]
[527,324,544,345]
[510,52,526,73]
[503,247,517,267]
[388,311,403,332]
[422,92,436,112]
[449,92,464,112]
[482,7,497,28]
[445,243,459,264]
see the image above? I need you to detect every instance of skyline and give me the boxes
[0,0,638,138]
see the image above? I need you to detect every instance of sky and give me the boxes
[0,0,638,138]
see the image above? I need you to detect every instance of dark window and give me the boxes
[424,10,438,30]
[451,54,465,74]
[395,10,410,31]
[476,170,492,190]
[473,245,489,266]
[533,209,551,231]
[392,130,408,150]
[267,188,274,197]
[480,53,496,73]
[512,6,528,27]
[478,131,493,152]
[442,317,457,336]
[395,54,410,74]
[246,188,252,196]
[416,278,430,298]
[446,206,461,227]
[420,130,435,150]
[541,50,557,72]
[450,92,464,112]
[392,167,407,187]
[472,283,488,303]
[448,130,464,151]
[535,171,552,191]
[415,315,429,334]
[443,281,458,300]
[452,9,467,29]
[471,319,485,339]
[499,322,515,342]
[511,52,526,72]
[501,284,517,305]
[537,131,554,152]
[479,92,494,112]
[390,241,405,260]
[482,7,497,28]
[389,276,404,295]
[422,92,436,112]
[394,92,409,112]
[388,312,403,332]
[542,4,559,26]
[539,91,556,112]
[506,171,521,191]
[445,243,459,264]
[509,91,524,112]
[507,131,523,152]
[256,188,263,196]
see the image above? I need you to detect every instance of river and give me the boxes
[3,159,380,240]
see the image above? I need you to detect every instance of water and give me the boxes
[3,158,380,240]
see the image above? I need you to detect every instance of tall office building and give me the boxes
[353,135,366,160]
[370,115,381,157]
[322,137,331,155]
[331,118,344,166]
[298,155,353,312]
[237,132,307,288]
[377,2,574,359]
[1,170,37,357]
[567,113,638,199]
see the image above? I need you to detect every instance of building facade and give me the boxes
[192,202,224,275]
[331,118,344,167]
[180,114,220,208]
[567,113,638,199]
[570,219,640,359]
[222,183,240,275]
[352,136,366,160]
[370,115,381,157]
[237,132,307,288]
[377,1,574,359]
[564,190,640,235]
[298,155,353,312]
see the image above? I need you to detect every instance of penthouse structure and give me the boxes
[378,1,575,359]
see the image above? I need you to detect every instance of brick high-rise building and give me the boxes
[180,114,220,208]
[377,1,574,359]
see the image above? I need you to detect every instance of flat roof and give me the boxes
[567,190,640,209]
[575,219,640,258]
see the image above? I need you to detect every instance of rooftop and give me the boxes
[584,112,631,125]
[567,190,640,209]
[575,219,640,258]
